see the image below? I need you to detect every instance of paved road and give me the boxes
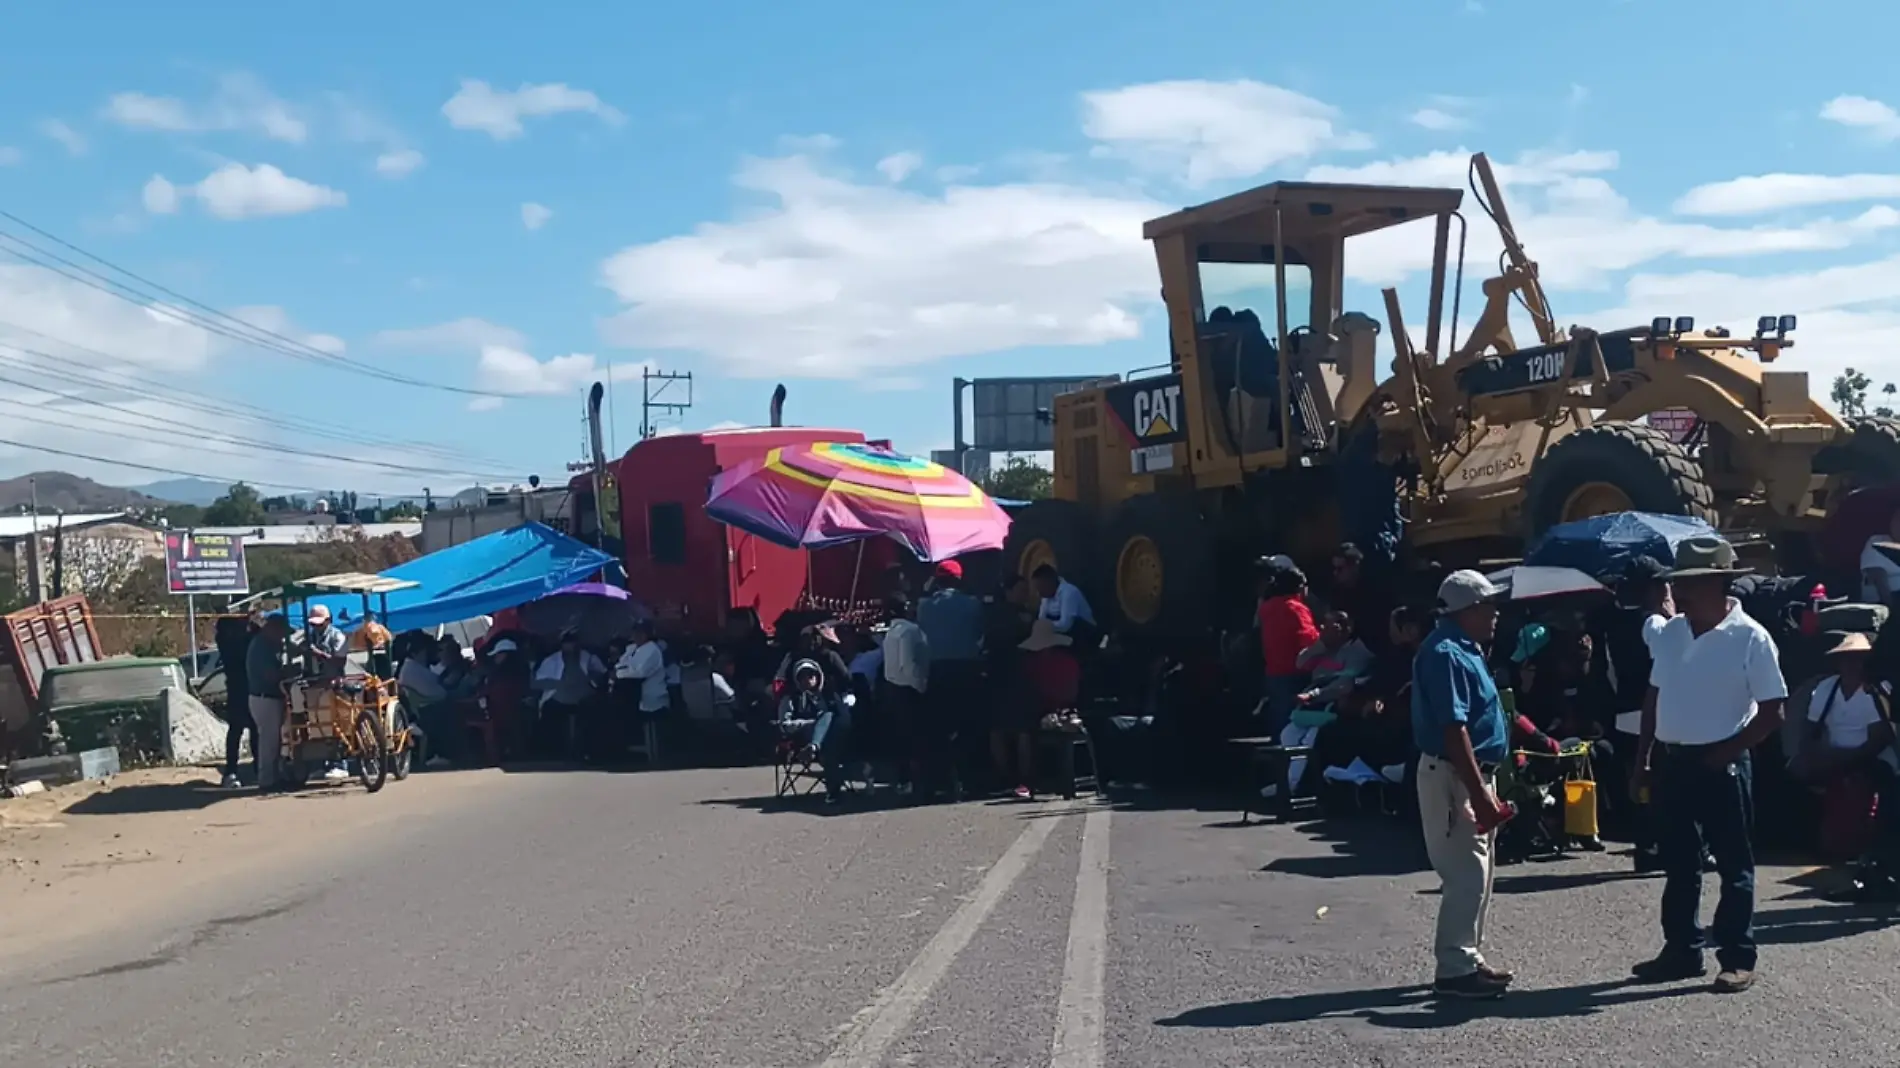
[2,766,1898,1067]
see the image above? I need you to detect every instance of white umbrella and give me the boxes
[1485,565,1607,601]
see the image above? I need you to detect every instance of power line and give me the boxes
[0,375,509,481]
[0,346,522,480]
[0,320,520,469]
[0,435,419,496]
[0,209,525,398]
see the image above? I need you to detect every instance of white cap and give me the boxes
[1437,569,1507,612]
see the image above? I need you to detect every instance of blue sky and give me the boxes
[0,0,1895,496]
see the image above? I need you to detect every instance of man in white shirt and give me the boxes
[1633,536,1786,995]
[880,595,930,794]
[617,622,672,718]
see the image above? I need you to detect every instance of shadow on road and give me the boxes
[1492,868,1655,894]
[1156,978,1702,1030]
[1754,901,1900,945]
[63,782,236,816]
[1260,821,1428,879]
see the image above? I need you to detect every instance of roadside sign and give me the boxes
[969,376,1116,451]
[165,531,250,596]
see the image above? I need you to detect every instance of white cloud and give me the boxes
[599,152,1163,378]
[102,74,307,143]
[521,201,553,230]
[145,163,347,221]
[0,264,499,490]
[39,119,86,156]
[373,317,527,353]
[1305,149,1899,289]
[593,78,1900,387]
[0,146,20,167]
[1409,107,1469,132]
[474,345,647,397]
[1675,173,1900,216]
[230,304,346,355]
[876,151,923,182]
[441,79,624,140]
[467,396,505,413]
[375,148,425,178]
[0,264,218,372]
[1822,95,1900,142]
[141,175,180,215]
[1081,79,1367,186]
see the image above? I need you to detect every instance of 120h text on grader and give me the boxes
[1002,152,1900,639]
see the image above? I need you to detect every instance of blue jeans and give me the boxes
[1655,744,1756,971]
[1262,676,1301,737]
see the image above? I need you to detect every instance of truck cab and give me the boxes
[569,428,900,639]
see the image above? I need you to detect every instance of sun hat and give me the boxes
[1662,535,1751,580]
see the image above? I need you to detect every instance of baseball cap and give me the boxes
[1437,569,1507,613]
[934,560,963,581]
[307,604,331,625]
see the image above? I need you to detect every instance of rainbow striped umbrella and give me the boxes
[704,442,1011,562]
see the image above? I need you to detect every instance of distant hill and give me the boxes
[124,477,231,507]
[0,471,160,513]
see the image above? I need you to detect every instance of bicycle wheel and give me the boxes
[389,706,414,781]
[353,709,390,793]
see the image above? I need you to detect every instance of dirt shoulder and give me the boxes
[0,764,509,968]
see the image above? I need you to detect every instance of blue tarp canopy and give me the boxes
[1524,511,1718,578]
[286,522,617,633]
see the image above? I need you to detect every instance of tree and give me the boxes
[384,500,423,520]
[202,482,268,526]
[1831,368,1899,418]
[981,454,1053,501]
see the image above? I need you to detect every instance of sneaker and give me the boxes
[1712,969,1755,994]
[323,766,351,782]
[1432,971,1508,999]
[1477,963,1516,984]
[1631,951,1708,983]
[219,772,241,789]
[1014,785,1032,800]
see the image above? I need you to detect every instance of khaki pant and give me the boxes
[1416,755,1496,979]
[248,695,284,789]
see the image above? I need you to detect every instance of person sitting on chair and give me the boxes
[778,659,853,804]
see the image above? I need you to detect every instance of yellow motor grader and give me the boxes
[1003,152,1900,637]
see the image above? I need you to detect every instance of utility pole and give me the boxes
[25,476,43,604]
[640,369,694,439]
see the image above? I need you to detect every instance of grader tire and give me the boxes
[1816,415,1900,486]
[1003,499,1095,597]
[1524,421,1715,542]
[1105,493,1214,638]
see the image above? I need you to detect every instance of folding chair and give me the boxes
[773,736,826,799]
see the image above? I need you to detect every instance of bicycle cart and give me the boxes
[236,573,421,793]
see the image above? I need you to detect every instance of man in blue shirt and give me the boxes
[1412,569,1512,999]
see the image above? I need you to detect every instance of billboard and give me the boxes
[164,531,251,596]
[969,375,1116,452]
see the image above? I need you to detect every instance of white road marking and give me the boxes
[816,816,1062,1068]
[1050,809,1111,1068]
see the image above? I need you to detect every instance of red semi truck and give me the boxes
[566,425,902,639]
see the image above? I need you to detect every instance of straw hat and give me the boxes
[1824,632,1875,656]
[1019,618,1073,652]
[1663,535,1751,580]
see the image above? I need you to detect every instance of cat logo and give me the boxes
[1132,383,1183,440]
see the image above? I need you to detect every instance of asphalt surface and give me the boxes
[3,766,1899,1067]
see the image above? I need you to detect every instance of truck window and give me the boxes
[649,503,687,565]
[1196,260,1313,331]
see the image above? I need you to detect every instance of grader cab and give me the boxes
[1003,152,1900,639]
